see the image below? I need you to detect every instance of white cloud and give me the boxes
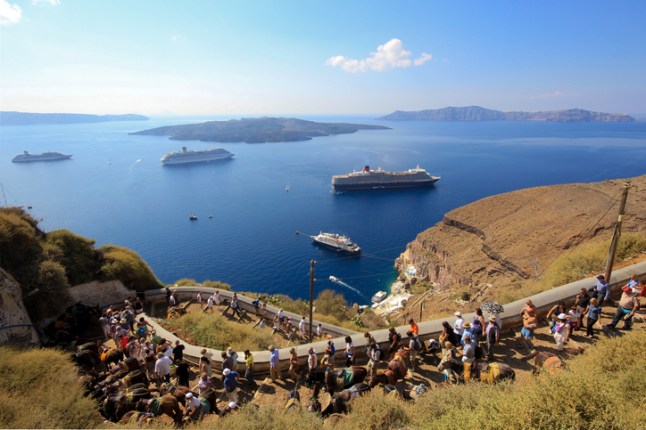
[326,38,432,73]
[32,0,61,5]
[530,90,564,100]
[0,0,22,25]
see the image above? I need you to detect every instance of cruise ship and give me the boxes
[332,165,440,191]
[12,151,73,163]
[310,232,361,255]
[161,147,234,165]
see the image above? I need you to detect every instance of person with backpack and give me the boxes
[366,342,382,379]
[485,315,500,361]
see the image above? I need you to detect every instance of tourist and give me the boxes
[364,331,377,345]
[439,321,459,346]
[453,311,465,336]
[193,373,212,395]
[546,301,567,333]
[484,315,500,361]
[594,274,610,307]
[317,323,323,338]
[553,313,570,351]
[574,288,591,328]
[154,352,172,384]
[584,297,601,338]
[196,291,202,304]
[320,351,334,371]
[326,340,336,358]
[184,392,203,422]
[199,349,212,377]
[244,349,255,386]
[299,316,306,338]
[366,342,382,379]
[203,296,214,313]
[568,304,581,331]
[288,348,301,380]
[277,309,285,324]
[439,341,459,384]
[406,331,423,371]
[175,359,190,387]
[227,347,239,371]
[472,308,486,345]
[118,333,129,355]
[307,347,318,382]
[460,322,473,347]
[127,337,141,359]
[169,291,177,307]
[251,298,261,315]
[163,342,173,359]
[387,327,402,359]
[221,351,233,372]
[604,285,640,331]
[408,318,419,336]
[213,290,221,306]
[172,340,185,364]
[345,335,355,366]
[518,307,537,351]
[165,287,171,306]
[222,368,240,404]
[98,313,110,340]
[229,293,243,320]
[143,346,156,380]
[461,336,475,363]
[269,345,281,381]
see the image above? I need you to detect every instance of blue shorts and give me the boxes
[521,327,534,340]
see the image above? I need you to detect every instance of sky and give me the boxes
[1,0,646,116]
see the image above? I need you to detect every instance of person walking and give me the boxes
[484,316,500,361]
[344,335,355,366]
[154,352,172,385]
[269,345,281,381]
[604,285,640,332]
[288,348,301,381]
[387,327,402,359]
[366,342,382,380]
[244,349,255,386]
[584,297,601,338]
[594,274,610,308]
[222,368,240,404]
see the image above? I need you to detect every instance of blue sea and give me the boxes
[1,117,645,305]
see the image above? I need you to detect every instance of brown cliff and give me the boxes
[395,175,646,291]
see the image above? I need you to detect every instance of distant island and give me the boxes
[0,111,149,126]
[379,106,635,122]
[131,117,391,143]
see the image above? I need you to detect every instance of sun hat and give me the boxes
[454,311,462,317]
[622,286,632,293]
[223,368,231,376]
[462,322,471,328]
[228,401,237,409]
[557,313,567,320]
[488,316,496,322]
[186,392,193,399]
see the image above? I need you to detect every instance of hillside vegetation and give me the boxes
[0,207,162,321]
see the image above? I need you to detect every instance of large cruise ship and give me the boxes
[161,147,234,165]
[332,165,440,191]
[310,232,361,255]
[12,151,73,163]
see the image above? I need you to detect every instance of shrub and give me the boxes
[99,244,163,291]
[46,229,101,285]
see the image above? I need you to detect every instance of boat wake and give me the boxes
[329,275,365,298]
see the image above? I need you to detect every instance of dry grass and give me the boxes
[0,347,101,428]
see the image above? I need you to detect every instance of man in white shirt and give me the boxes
[299,317,306,337]
[184,392,203,421]
[454,311,465,336]
[154,352,172,384]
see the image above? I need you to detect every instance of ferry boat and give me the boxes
[332,165,440,191]
[161,147,234,165]
[310,232,361,255]
[12,151,73,163]
[371,291,388,304]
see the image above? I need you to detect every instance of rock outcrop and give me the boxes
[0,269,39,345]
[395,175,646,289]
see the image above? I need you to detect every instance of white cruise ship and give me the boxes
[310,232,361,255]
[161,147,234,165]
[12,151,73,163]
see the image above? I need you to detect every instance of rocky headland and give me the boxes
[131,117,390,143]
[379,106,636,122]
[395,174,646,293]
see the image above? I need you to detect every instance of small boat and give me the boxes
[189,214,198,221]
[310,232,360,255]
[371,291,388,304]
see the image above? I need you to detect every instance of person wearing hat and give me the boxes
[553,313,570,351]
[439,341,459,384]
[184,391,203,422]
[594,274,610,307]
[453,311,465,336]
[604,284,640,332]
[460,322,473,347]
[484,315,500,361]
[223,367,240,403]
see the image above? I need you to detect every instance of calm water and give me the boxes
[1,117,645,305]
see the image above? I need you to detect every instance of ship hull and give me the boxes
[333,178,438,191]
[161,153,234,165]
[312,239,361,255]
[12,154,72,163]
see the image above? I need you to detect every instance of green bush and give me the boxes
[46,229,101,285]
[99,244,163,291]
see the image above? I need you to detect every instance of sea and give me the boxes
[1,116,646,305]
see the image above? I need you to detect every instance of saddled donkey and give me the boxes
[461,361,515,383]
[370,348,409,387]
[139,395,183,424]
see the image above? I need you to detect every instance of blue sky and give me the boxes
[1,0,645,116]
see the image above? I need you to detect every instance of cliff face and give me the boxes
[396,175,646,288]
[0,269,39,345]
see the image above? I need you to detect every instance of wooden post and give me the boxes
[309,260,315,342]
[604,182,630,283]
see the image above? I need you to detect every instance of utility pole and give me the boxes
[308,260,316,342]
[604,181,630,283]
